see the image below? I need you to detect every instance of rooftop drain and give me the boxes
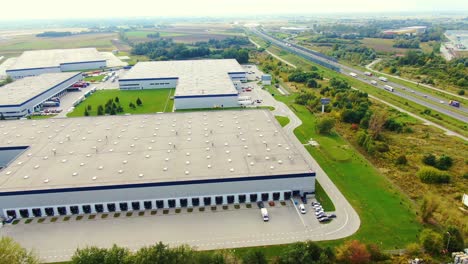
[23,176,29,179]
[185,171,189,175]
[92,176,97,181]
[163,167,168,171]
[44,179,49,183]
[228,159,232,163]
[207,164,212,168]
[250,162,255,166]
[6,171,12,175]
[123,160,128,164]
[72,172,78,176]
[80,163,85,166]
[98,166,103,170]
[138,173,144,177]
[230,168,234,172]
[145,155,151,159]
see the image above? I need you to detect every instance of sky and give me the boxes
[1,0,467,20]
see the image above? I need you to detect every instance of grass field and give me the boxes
[274,115,290,127]
[83,75,105,82]
[125,31,187,39]
[0,33,117,57]
[254,52,423,248]
[67,89,175,117]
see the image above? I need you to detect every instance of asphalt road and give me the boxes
[250,29,468,124]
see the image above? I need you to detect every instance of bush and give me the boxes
[463,173,468,179]
[420,229,443,255]
[458,89,465,95]
[422,153,437,166]
[435,155,453,170]
[395,155,407,165]
[417,167,451,184]
[375,142,389,153]
[316,117,335,134]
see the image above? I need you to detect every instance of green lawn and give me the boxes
[314,181,335,211]
[274,115,290,127]
[257,64,421,249]
[67,89,175,117]
[83,75,105,82]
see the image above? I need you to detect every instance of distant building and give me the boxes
[262,74,272,85]
[119,59,247,110]
[0,72,82,118]
[382,26,427,36]
[6,48,107,79]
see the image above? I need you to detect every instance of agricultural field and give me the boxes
[0,32,118,57]
[125,25,245,44]
[67,89,175,117]
[360,38,438,54]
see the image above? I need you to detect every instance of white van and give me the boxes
[299,204,306,214]
[261,208,269,222]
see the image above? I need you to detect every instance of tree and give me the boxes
[241,250,267,264]
[129,102,136,109]
[422,153,437,166]
[405,243,421,257]
[435,155,453,170]
[87,105,92,111]
[132,242,172,264]
[103,245,131,264]
[306,79,318,88]
[0,237,39,264]
[316,117,335,134]
[368,111,387,139]
[444,226,465,253]
[420,194,439,223]
[419,229,443,255]
[417,167,451,184]
[458,89,465,95]
[71,247,107,264]
[115,97,120,104]
[97,105,104,116]
[366,244,388,262]
[278,241,332,264]
[136,98,142,106]
[336,240,371,264]
[84,109,90,116]
[395,155,407,165]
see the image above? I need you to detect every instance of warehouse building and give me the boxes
[119,59,247,110]
[6,48,107,79]
[0,110,315,219]
[0,72,83,118]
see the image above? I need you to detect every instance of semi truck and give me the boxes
[384,85,394,92]
[379,76,388,82]
[364,71,372,76]
[449,100,460,107]
[261,208,269,222]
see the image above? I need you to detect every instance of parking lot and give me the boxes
[0,199,339,262]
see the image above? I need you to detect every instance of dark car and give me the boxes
[327,213,337,218]
[318,217,331,223]
[257,201,264,209]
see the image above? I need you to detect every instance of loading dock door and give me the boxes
[58,207,67,215]
[95,204,104,213]
[192,198,200,206]
[144,201,152,210]
[203,197,212,206]
[107,203,116,212]
[180,198,188,207]
[70,206,79,215]
[250,194,258,202]
[119,203,128,211]
[156,200,164,209]
[131,202,140,210]
[238,194,246,203]
[32,208,42,217]
[19,209,29,218]
[82,205,92,214]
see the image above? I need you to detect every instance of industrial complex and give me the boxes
[0,110,315,219]
[0,72,83,118]
[6,48,109,79]
[119,59,247,109]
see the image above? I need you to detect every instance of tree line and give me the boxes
[131,37,251,63]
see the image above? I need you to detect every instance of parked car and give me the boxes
[327,213,337,218]
[318,217,331,222]
[257,201,264,209]
[315,210,324,216]
[317,214,327,219]
[299,204,306,214]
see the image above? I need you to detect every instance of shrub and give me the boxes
[463,173,468,179]
[316,117,335,134]
[420,229,443,255]
[375,142,389,153]
[417,167,451,184]
[435,155,453,170]
[136,97,142,106]
[422,153,437,166]
[458,89,465,95]
[395,155,407,165]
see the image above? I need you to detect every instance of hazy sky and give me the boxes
[2,0,467,20]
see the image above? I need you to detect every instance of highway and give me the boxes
[250,28,468,124]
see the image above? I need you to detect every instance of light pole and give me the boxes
[446,231,451,253]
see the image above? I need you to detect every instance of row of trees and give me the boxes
[382,50,468,88]
[132,37,250,63]
[393,38,420,49]
[328,44,377,65]
[84,97,142,116]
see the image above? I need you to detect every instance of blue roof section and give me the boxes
[6,66,60,72]
[0,172,315,196]
[0,72,82,108]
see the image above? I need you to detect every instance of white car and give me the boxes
[315,210,324,216]
[299,204,306,214]
[440,100,445,104]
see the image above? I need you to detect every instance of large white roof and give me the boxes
[120,59,245,97]
[7,48,106,70]
[0,72,80,106]
[0,110,313,192]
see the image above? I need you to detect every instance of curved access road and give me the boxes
[252,81,361,240]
